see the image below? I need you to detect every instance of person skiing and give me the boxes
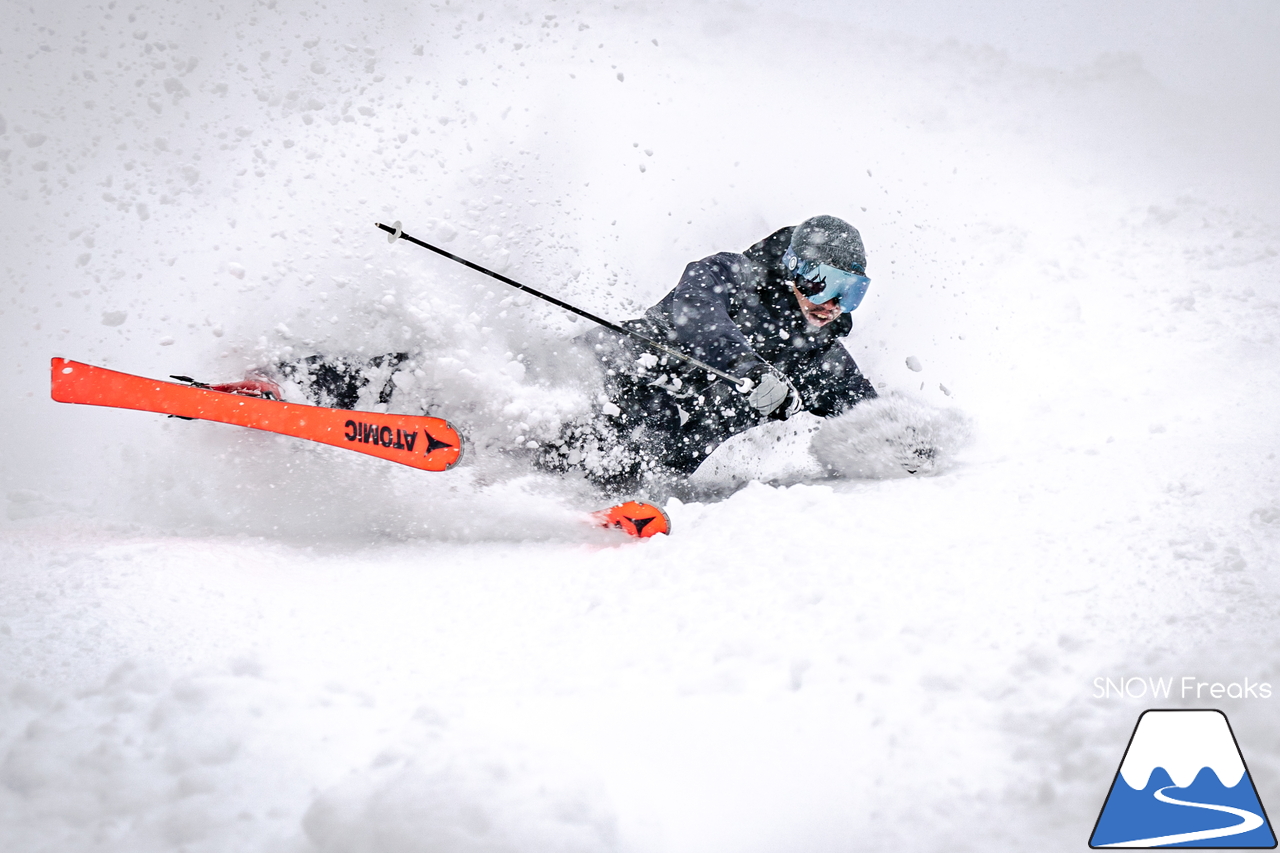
[535,214,878,492]
[211,215,878,495]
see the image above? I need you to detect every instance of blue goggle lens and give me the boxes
[783,248,871,312]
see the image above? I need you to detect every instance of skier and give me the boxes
[211,215,878,494]
[535,215,878,492]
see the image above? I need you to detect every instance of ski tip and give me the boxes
[592,500,671,538]
[50,357,81,401]
[435,419,465,471]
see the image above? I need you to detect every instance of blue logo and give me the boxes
[1090,709,1276,848]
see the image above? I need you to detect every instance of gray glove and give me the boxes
[740,363,801,420]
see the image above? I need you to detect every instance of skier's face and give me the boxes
[790,283,844,327]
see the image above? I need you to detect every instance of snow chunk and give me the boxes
[905,355,923,372]
[101,310,127,327]
[811,394,971,479]
[435,221,458,242]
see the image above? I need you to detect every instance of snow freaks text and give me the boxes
[1093,677,1273,700]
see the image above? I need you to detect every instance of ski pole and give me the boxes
[375,221,747,387]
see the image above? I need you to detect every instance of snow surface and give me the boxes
[4,1,1280,851]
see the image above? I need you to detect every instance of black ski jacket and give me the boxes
[641,226,876,417]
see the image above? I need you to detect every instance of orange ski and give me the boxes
[591,500,671,538]
[50,358,463,472]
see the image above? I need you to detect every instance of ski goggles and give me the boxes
[783,247,871,312]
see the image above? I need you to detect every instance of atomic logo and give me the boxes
[1090,709,1276,848]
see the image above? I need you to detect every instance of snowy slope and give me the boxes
[3,2,1280,852]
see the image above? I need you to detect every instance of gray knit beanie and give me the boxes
[790,215,866,274]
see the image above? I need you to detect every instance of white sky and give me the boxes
[789,0,1280,107]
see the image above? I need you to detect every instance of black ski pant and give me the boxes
[276,353,406,409]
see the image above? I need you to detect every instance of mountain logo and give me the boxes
[1090,709,1276,848]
